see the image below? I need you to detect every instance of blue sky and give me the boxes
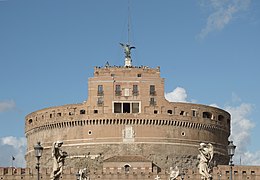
[0,0,259,167]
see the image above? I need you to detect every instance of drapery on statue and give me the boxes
[50,141,68,180]
[78,168,90,180]
[120,43,135,58]
[197,143,214,180]
[168,166,179,180]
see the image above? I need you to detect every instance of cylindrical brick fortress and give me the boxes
[25,66,230,170]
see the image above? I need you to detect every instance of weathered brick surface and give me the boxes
[25,65,231,172]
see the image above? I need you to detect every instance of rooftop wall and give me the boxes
[1,165,259,180]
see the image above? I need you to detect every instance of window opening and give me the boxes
[94,110,98,114]
[124,164,131,173]
[133,85,138,96]
[97,97,103,105]
[154,110,158,114]
[150,98,156,106]
[192,110,197,117]
[88,130,92,135]
[123,103,130,113]
[80,110,85,114]
[114,103,122,113]
[180,111,185,115]
[218,115,224,121]
[115,85,121,96]
[132,103,139,113]
[137,74,141,77]
[150,85,156,96]
[203,112,212,119]
[167,110,173,114]
[97,85,104,96]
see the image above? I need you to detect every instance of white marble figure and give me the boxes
[169,166,179,180]
[197,143,214,180]
[50,141,68,180]
[79,168,89,180]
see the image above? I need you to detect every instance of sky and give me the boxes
[0,0,260,167]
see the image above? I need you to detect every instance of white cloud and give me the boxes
[0,100,16,112]
[198,0,251,39]
[0,136,26,167]
[225,103,259,165]
[165,87,188,102]
[241,151,260,165]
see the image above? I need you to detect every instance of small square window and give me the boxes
[94,110,98,114]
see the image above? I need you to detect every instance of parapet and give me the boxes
[1,165,259,179]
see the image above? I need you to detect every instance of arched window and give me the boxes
[203,112,212,119]
[218,115,224,121]
[124,164,131,173]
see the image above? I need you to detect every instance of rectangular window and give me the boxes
[115,85,121,96]
[133,85,138,96]
[132,103,139,113]
[150,98,156,106]
[192,110,197,117]
[97,97,103,105]
[150,85,156,96]
[123,103,131,113]
[97,85,103,96]
[114,103,122,113]
[114,102,140,113]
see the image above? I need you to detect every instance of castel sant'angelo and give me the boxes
[0,44,258,179]
[23,43,234,179]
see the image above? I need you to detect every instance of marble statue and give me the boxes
[50,141,68,180]
[78,168,89,180]
[197,143,214,180]
[168,166,179,180]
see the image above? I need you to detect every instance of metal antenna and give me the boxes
[127,0,130,45]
